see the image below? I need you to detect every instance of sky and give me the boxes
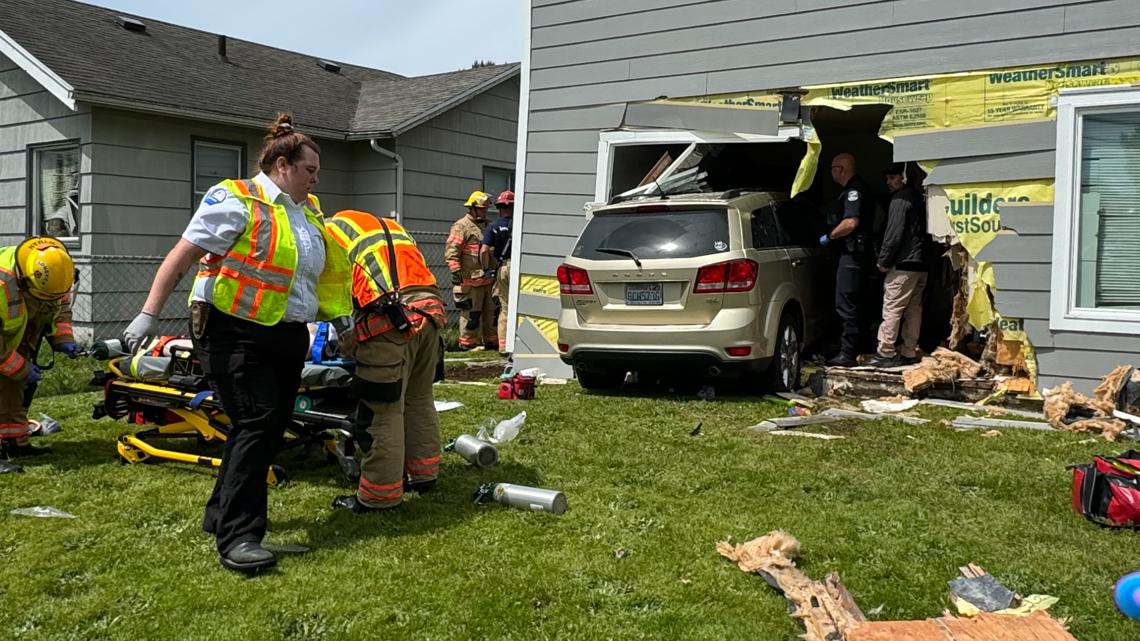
[77,0,524,77]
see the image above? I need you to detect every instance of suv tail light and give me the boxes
[694,259,758,293]
[556,264,593,295]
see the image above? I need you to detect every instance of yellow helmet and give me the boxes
[464,190,491,208]
[16,237,75,300]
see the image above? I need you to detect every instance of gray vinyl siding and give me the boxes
[0,54,92,247]
[519,0,1140,387]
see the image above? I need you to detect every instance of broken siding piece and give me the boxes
[820,408,931,426]
[749,415,840,432]
[950,416,1055,431]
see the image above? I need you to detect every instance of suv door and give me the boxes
[773,199,833,342]
[747,204,792,321]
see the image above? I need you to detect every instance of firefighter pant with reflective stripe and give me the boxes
[353,322,442,509]
[494,259,511,352]
[194,311,309,556]
[0,375,34,443]
[453,284,497,349]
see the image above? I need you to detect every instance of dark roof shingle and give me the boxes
[0,0,518,138]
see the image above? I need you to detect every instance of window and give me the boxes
[30,142,81,241]
[571,208,729,261]
[483,166,514,213]
[1051,87,1140,333]
[751,206,786,249]
[192,140,244,208]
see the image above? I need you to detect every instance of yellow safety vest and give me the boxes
[325,210,446,339]
[0,247,27,348]
[192,179,350,325]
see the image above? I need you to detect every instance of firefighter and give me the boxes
[481,190,514,355]
[0,237,79,472]
[324,210,447,512]
[445,191,496,350]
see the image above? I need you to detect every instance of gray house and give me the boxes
[0,0,518,339]
[510,0,1140,393]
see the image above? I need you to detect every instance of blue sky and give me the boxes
[77,0,524,77]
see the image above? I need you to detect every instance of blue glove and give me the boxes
[26,365,41,386]
[819,234,831,247]
[57,342,80,359]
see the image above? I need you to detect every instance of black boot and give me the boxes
[331,494,393,514]
[218,541,276,573]
[1,441,49,458]
[404,479,437,494]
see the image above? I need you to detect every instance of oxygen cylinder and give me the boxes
[482,483,567,514]
[450,434,499,468]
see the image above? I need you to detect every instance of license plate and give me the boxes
[625,283,663,306]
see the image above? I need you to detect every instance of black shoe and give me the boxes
[826,354,858,367]
[0,461,24,474]
[219,541,276,573]
[899,355,921,366]
[867,354,902,368]
[331,494,392,513]
[403,479,437,494]
[1,442,50,458]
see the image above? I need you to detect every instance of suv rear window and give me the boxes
[570,208,730,261]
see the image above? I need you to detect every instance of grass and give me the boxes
[1,362,1137,640]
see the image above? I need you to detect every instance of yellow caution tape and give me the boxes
[519,274,559,298]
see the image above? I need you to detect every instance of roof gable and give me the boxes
[0,0,518,138]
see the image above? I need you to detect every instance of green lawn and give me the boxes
[1,359,1137,640]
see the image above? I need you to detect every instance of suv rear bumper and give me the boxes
[563,349,771,378]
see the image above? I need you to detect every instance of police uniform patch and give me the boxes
[204,188,228,206]
[847,190,859,202]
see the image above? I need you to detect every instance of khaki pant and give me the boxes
[453,284,496,349]
[493,259,511,352]
[352,322,442,509]
[877,269,928,359]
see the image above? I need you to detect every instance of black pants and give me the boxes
[835,253,865,359]
[193,311,308,555]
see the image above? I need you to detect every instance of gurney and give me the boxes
[91,332,360,487]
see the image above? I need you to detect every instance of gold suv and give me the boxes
[556,190,832,391]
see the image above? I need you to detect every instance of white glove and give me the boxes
[123,312,158,352]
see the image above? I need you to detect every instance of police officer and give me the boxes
[325,210,447,513]
[124,113,351,573]
[821,153,875,367]
[445,191,496,350]
[0,238,79,472]
[480,190,513,355]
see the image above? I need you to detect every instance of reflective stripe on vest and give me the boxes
[192,179,313,325]
[325,212,437,310]
[353,296,446,342]
[0,248,28,349]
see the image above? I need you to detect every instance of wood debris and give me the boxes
[717,532,865,641]
[720,536,1079,641]
[767,430,845,440]
[846,610,1077,641]
[903,348,985,394]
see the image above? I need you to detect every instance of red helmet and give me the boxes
[496,190,515,206]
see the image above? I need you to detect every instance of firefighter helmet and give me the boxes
[464,190,491,208]
[15,237,75,300]
[496,190,515,206]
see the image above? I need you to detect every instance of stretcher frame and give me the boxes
[94,358,359,487]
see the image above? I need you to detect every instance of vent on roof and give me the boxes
[116,16,147,33]
[218,35,227,59]
[316,59,341,73]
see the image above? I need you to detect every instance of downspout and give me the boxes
[369,138,403,222]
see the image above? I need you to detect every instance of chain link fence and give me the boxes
[73,230,461,345]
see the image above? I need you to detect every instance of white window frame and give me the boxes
[1050,86,1140,333]
[191,139,244,210]
[594,126,805,205]
[29,140,82,245]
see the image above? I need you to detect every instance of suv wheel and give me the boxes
[575,368,624,391]
[766,312,801,392]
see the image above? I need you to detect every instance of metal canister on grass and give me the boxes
[448,434,499,468]
[474,482,567,514]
